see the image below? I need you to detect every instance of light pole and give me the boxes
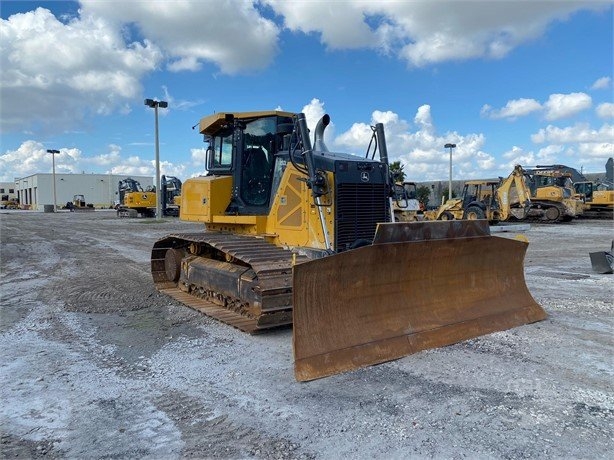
[444,143,456,201]
[47,149,60,212]
[144,98,168,220]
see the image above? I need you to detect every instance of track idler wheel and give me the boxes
[544,206,561,221]
[164,248,185,282]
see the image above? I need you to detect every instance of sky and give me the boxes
[1,0,613,184]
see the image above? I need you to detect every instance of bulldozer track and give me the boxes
[151,232,311,333]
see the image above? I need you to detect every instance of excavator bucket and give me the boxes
[292,220,546,381]
[589,241,614,274]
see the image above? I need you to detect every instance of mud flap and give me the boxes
[292,220,546,382]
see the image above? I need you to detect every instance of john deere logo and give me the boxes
[361,172,370,182]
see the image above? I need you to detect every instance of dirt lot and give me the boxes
[1,210,612,459]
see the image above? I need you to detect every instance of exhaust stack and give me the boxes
[313,114,330,152]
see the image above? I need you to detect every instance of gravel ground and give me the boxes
[1,210,612,459]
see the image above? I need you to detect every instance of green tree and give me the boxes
[416,185,431,208]
[441,187,457,202]
[389,161,405,182]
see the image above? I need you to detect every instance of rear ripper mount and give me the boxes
[152,220,546,381]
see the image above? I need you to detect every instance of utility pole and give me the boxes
[144,99,168,220]
[444,143,456,201]
[47,149,60,212]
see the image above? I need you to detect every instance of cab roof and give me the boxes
[199,110,297,136]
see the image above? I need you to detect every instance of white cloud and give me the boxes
[543,92,592,121]
[531,123,613,144]
[265,0,605,67]
[0,7,161,133]
[481,98,542,120]
[0,140,188,182]
[333,105,497,180]
[577,141,614,159]
[591,76,611,90]
[596,102,614,119]
[80,0,279,75]
[483,93,594,121]
[301,99,336,148]
[265,0,373,49]
[190,148,208,166]
[530,122,614,169]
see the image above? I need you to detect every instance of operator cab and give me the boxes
[201,111,296,214]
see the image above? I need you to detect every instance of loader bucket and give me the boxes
[292,220,546,381]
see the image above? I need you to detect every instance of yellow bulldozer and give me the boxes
[522,167,585,222]
[150,110,545,381]
[533,161,613,219]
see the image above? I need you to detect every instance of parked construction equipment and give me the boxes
[65,194,94,211]
[117,176,182,218]
[534,160,613,219]
[150,110,545,381]
[160,175,182,217]
[424,165,533,223]
[522,167,584,222]
[391,181,423,222]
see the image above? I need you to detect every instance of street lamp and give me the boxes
[444,143,456,201]
[47,149,60,212]
[144,98,168,220]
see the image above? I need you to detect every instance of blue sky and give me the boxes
[1,0,612,183]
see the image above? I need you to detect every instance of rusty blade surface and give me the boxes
[292,230,546,382]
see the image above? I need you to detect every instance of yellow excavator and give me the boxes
[117,176,182,218]
[151,110,545,381]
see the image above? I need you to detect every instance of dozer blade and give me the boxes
[292,220,546,382]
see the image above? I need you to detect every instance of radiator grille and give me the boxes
[335,183,388,252]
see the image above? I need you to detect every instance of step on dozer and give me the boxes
[292,220,547,381]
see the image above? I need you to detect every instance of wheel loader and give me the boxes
[151,110,545,381]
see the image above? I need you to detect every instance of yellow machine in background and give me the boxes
[391,181,423,222]
[523,168,584,221]
[150,110,545,381]
[117,178,157,218]
[533,161,613,219]
[424,165,533,223]
[67,194,94,211]
[116,176,182,218]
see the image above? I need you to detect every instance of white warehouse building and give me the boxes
[14,173,154,211]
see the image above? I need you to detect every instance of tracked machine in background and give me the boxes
[117,177,157,218]
[117,176,182,218]
[151,110,545,381]
[522,167,584,222]
[160,175,182,217]
[533,160,613,219]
